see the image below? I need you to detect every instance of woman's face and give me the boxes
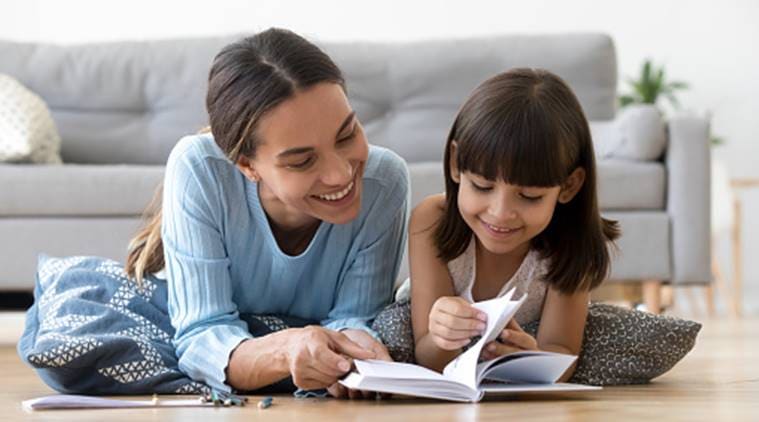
[238,82,369,229]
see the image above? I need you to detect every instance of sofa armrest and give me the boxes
[665,115,711,284]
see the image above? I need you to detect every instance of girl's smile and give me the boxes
[479,218,524,240]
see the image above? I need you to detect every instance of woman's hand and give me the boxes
[284,326,375,391]
[428,296,488,351]
[480,319,539,361]
[326,329,393,399]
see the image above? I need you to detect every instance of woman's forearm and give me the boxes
[225,329,293,391]
[414,333,464,373]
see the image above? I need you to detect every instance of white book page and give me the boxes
[353,359,449,381]
[442,289,526,389]
[341,373,481,402]
[481,382,601,394]
[476,351,577,384]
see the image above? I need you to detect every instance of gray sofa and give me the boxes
[0,33,710,293]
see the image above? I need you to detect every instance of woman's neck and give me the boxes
[258,183,320,256]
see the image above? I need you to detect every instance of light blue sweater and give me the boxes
[161,134,409,392]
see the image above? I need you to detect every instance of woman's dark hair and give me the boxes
[434,68,620,294]
[126,28,345,283]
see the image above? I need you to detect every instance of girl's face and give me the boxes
[237,82,369,229]
[457,172,560,256]
[451,145,585,257]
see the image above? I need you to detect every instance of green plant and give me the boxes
[618,59,689,109]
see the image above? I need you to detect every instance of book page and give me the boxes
[476,351,577,384]
[353,359,449,381]
[442,289,526,389]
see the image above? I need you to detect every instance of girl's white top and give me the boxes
[448,238,548,325]
[397,237,548,325]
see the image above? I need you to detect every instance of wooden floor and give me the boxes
[1,317,758,421]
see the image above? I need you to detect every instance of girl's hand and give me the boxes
[480,319,539,361]
[284,326,375,391]
[428,296,488,351]
[326,329,393,399]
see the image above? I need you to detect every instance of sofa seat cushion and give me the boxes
[0,164,164,216]
[596,159,665,210]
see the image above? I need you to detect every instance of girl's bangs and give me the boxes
[456,105,574,187]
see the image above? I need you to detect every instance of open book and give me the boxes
[341,289,600,402]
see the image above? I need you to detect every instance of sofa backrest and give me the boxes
[0,33,617,165]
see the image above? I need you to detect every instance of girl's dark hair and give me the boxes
[434,68,620,294]
[126,28,345,283]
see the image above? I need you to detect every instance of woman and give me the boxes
[125,28,409,398]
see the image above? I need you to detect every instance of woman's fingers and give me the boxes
[327,382,348,399]
[371,342,394,362]
[330,331,376,360]
[312,343,353,375]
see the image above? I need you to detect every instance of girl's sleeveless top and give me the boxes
[448,238,549,325]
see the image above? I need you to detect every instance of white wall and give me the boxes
[3,0,758,314]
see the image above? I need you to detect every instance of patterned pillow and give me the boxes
[0,74,62,164]
[18,255,209,394]
[372,301,701,385]
[524,303,701,385]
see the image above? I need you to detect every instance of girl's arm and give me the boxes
[410,195,476,371]
[535,287,590,382]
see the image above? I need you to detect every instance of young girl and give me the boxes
[409,68,620,378]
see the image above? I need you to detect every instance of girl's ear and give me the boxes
[236,156,261,182]
[449,141,461,183]
[558,167,586,204]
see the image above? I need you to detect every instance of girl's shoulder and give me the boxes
[409,193,446,235]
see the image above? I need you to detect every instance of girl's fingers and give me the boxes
[506,318,525,332]
[500,328,538,350]
[434,311,487,333]
[486,341,522,356]
[438,298,488,322]
[433,334,471,351]
[431,321,481,340]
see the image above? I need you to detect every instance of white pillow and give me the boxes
[590,104,667,161]
[0,74,62,164]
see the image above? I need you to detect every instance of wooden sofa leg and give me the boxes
[642,279,662,314]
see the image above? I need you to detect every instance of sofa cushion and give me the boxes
[596,159,665,210]
[0,164,163,216]
[0,33,616,165]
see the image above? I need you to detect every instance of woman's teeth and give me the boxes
[317,181,354,201]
